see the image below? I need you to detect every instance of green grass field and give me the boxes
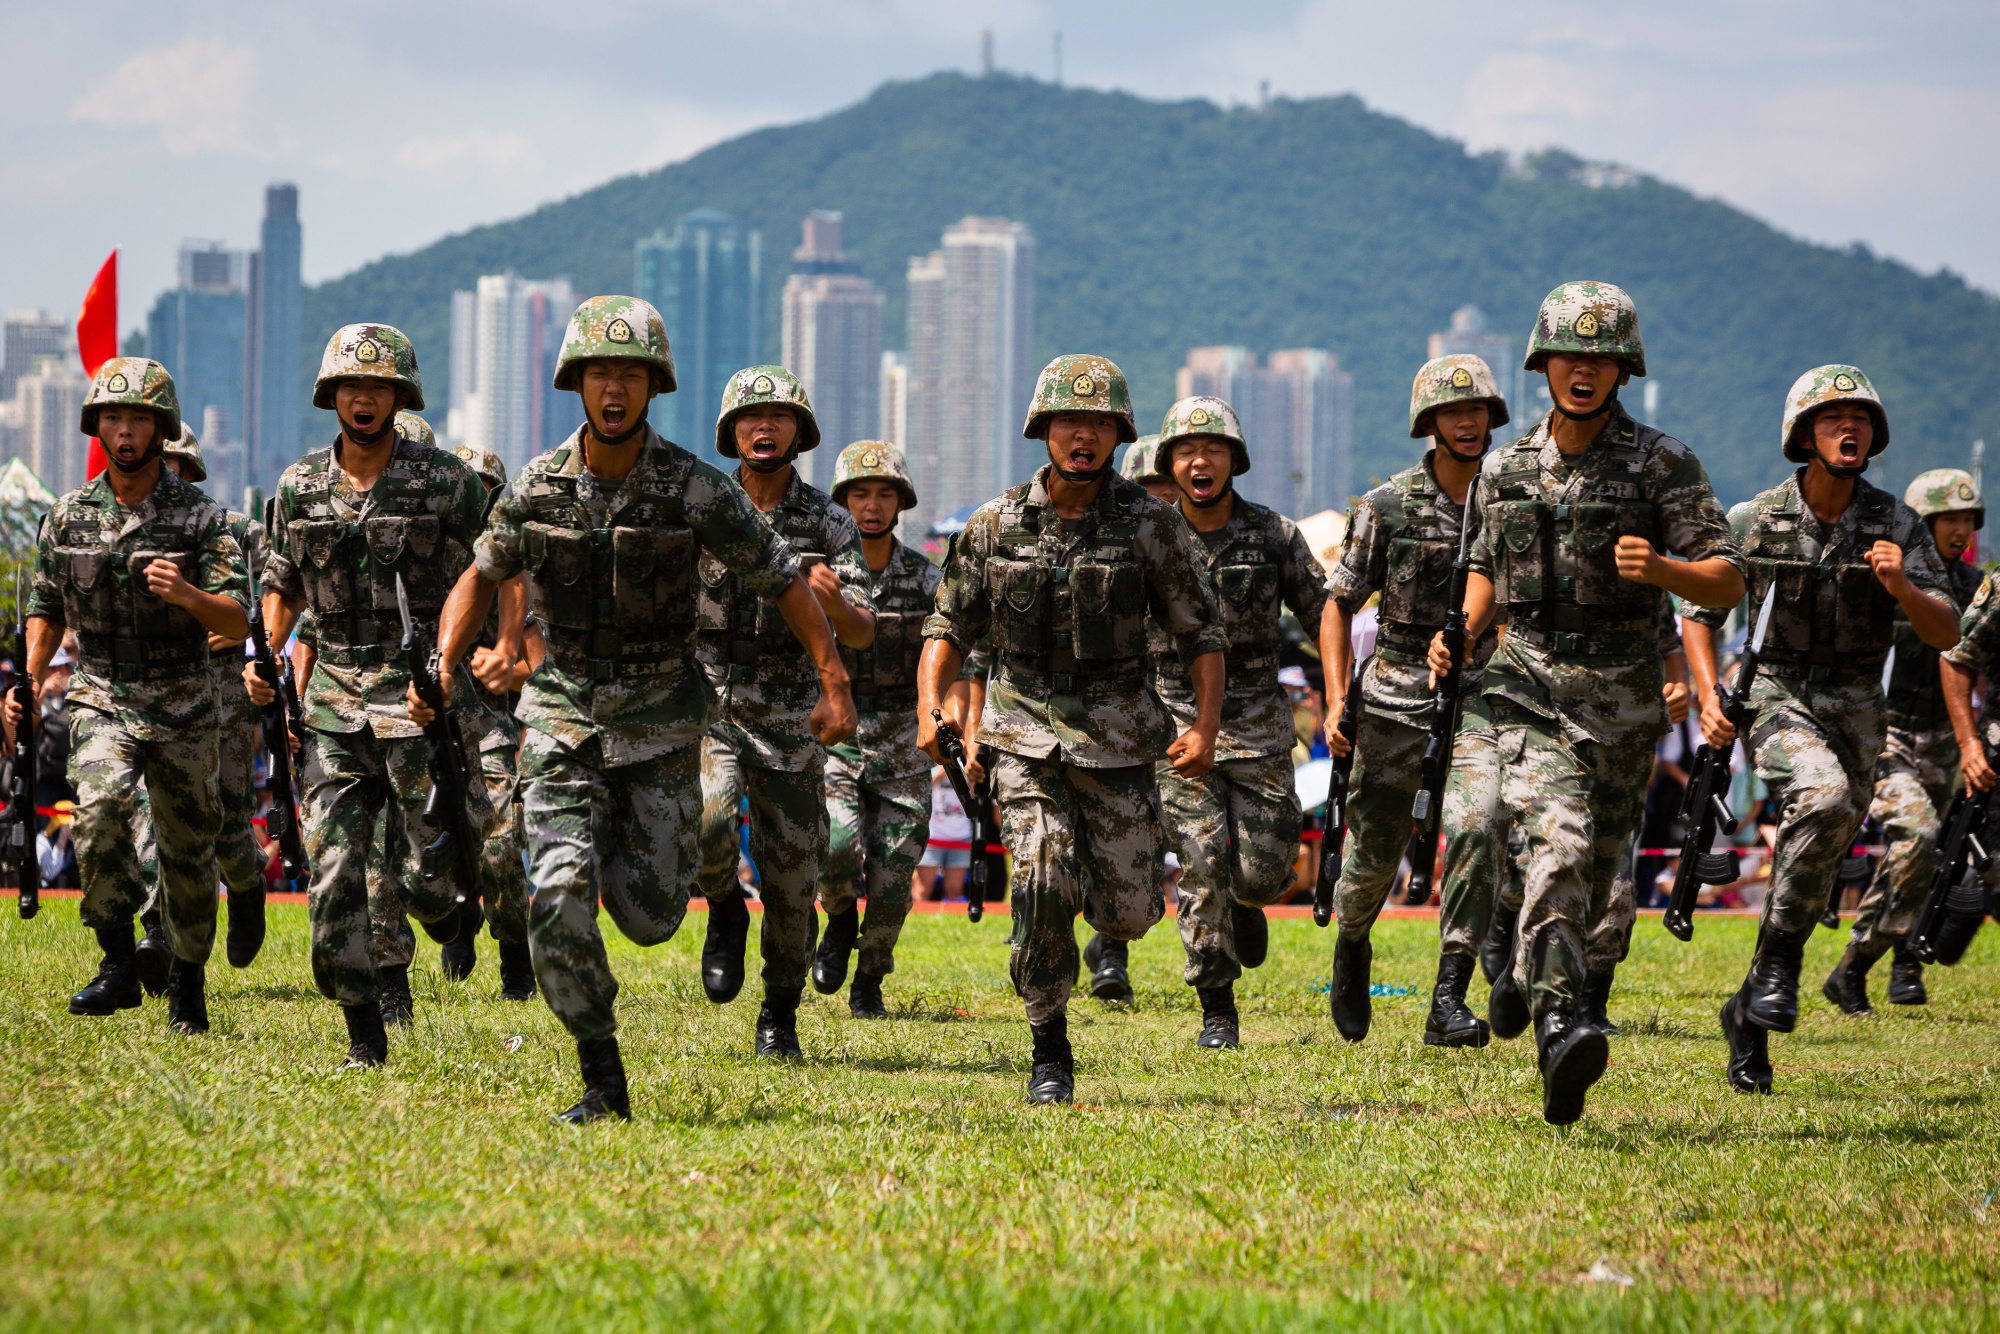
[4,899,2000,1331]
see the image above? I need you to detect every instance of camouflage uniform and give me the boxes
[1944,573,2000,903]
[923,358,1227,1026]
[263,324,491,1007]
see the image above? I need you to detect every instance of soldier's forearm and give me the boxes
[1188,650,1225,733]
[437,566,500,673]
[917,638,965,715]
[1901,588,1962,652]
[25,618,60,688]
[1461,572,1497,639]
[1942,659,1981,751]
[824,596,875,651]
[495,576,529,662]
[1320,603,1353,694]
[184,588,250,641]
[263,592,301,649]
[776,576,848,685]
[1681,618,1722,702]
[1652,556,1745,610]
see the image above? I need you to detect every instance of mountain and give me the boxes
[303,72,2000,508]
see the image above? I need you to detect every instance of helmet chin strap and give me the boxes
[588,407,649,448]
[108,441,162,475]
[342,417,395,448]
[1181,478,1233,509]
[1047,439,1115,485]
[1435,433,1491,465]
[1553,389,1619,422]
[741,448,795,475]
[1822,458,1870,480]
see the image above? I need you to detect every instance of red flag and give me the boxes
[76,250,117,478]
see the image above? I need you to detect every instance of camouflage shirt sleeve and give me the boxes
[1946,574,2000,675]
[1683,502,1758,630]
[1144,503,1228,664]
[1892,502,1951,602]
[472,475,527,583]
[192,502,247,609]
[1278,515,1329,634]
[1651,436,1744,572]
[1327,493,1389,614]
[262,469,305,601]
[28,512,62,624]
[821,504,876,614]
[687,462,798,600]
[922,508,996,656]
[439,457,488,584]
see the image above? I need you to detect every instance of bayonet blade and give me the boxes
[1456,476,1479,560]
[1749,583,1777,655]
[394,571,414,644]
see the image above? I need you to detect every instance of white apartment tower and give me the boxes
[1427,306,1522,425]
[449,273,579,475]
[1177,346,1353,518]
[780,212,883,488]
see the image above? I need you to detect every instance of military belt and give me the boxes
[1223,648,1281,679]
[998,653,1145,696]
[547,629,692,684]
[1760,655,1883,688]
[1507,618,1654,660]
[75,632,208,683]
[315,640,401,668]
[1374,622,1446,665]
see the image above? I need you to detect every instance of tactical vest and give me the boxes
[988,482,1150,697]
[839,545,932,712]
[1375,468,1465,662]
[1742,482,1899,681]
[1886,563,1978,728]
[1204,512,1283,680]
[516,444,697,683]
[55,483,210,682]
[695,480,828,683]
[1488,429,1663,658]
[286,444,455,668]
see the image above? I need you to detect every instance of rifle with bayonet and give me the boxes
[396,573,483,920]
[1403,476,1479,906]
[6,571,37,919]
[1315,653,1365,928]
[1910,764,1994,965]
[1664,584,1777,941]
[246,552,307,887]
[931,708,989,923]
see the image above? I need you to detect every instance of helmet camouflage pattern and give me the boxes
[80,357,182,441]
[1157,395,1249,476]
[451,442,508,490]
[830,440,917,509]
[1905,468,1983,530]
[1524,281,1645,378]
[1022,354,1137,444]
[715,365,821,457]
[1120,435,1166,483]
[313,323,424,412]
[1409,354,1510,439]
[395,410,437,448]
[160,426,206,482]
[553,294,676,394]
[1782,363,1889,463]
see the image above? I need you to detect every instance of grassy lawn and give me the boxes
[4,899,2000,1331]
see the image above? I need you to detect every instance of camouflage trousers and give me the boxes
[521,730,700,1041]
[993,753,1166,1024]
[1160,751,1301,986]
[134,661,269,907]
[367,800,414,970]
[819,753,929,978]
[1747,679,1885,942]
[300,726,483,1006]
[1332,708,1426,942]
[1852,723,1955,952]
[70,705,221,965]
[476,723,531,946]
[1495,700,1656,1015]
[696,731,826,997]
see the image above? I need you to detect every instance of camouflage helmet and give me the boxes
[553,295,676,394]
[1409,354,1510,439]
[313,324,425,412]
[1524,281,1646,378]
[1157,396,1249,476]
[79,357,182,440]
[160,427,206,482]
[715,365,820,457]
[1022,354,1137,444]
[395,410,437,448]
[829,440,917,509]
[1905,468,1981,529]
[1781,364,1889,463]
[1120,435,1166,483]
[450,442,508,490]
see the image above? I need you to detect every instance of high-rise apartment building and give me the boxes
[12,355,91,497]
[244,183,302,490]
[2,310,70,402]
[879,351,909,452]
[1427,305,1522,425]
[634,209,761,458]
[147,240,248,499]
[1177,345,1353,518]
[898,217,1034,539]
[780,212,882,487]
[448,273,580,476]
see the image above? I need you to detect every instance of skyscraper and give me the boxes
[2,310,70,402]
[148,240,247,498]
[634,209,761,457]
[244,183,302,490]
[448,273,579,475]
[780,212,882,487]
[879,351,908,453]
[1427,306,1522,425]
[898,217,1034,538]
[13,355,91,497]
[1177,345,1353,518]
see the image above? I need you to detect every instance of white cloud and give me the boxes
[68,36,261,158]
[393,130,540,173]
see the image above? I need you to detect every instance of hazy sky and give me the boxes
[5,1,1997,330]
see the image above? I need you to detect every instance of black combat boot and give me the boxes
[134,907,172,998]
[497,939,537,1001]
[225,888,266,969]
[556,1035,631,1124]
[1579,967,1621,1036]
[165,958,208,1035]
[1083,933,1133,1004]
[1743,926,1809,1033]
[378,964,415,1028]
[1719,986,1772,1094]
[68,924,142,1016]
[1479,907,1517,985]
[1328,933,1372,1042]
[1887,943,1928,1005]
[1821,941,1883,1015]
[1027,1011,1075,1105]
[813,906,859,995]
[1423,953,1490,1048]
[754,987,804,1059]
[701,892,751,1004]
[439,898,484,980]
[849,970,889,1020]
[1535,1008,1609,1126]
[1230,902,1270,970]
[1195,983,1240,1049]
[341,1001,388,1069]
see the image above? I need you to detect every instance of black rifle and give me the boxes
[7,572,37,919]
[971,744,1008,905]
[1663,584,1776,941]
[1315,653,1365,928]
[396,574,482,911]
[1404,476,1479,906]
[246,561,307,886]
[931,708,988,922]
[1910,772,1993,965]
